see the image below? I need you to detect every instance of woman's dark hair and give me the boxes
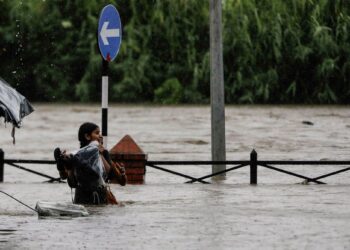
[78,122,99,148]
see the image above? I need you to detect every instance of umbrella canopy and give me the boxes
[0,77,34,128]
[0,77,34,143]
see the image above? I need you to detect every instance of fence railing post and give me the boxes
[250,149,257,184]
[0,149,4,182]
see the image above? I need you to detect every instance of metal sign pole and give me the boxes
[0,149,4,182]
[98,4,122,149]
[102,59,109,148]
[210,0,226,178]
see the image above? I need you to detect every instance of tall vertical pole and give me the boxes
[98,4,122,149]
[102,59,109,148]
[210,0,226,178]
[0,149,4,182]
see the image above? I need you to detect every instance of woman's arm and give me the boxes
[100,148,127,185]
[100,153,111,174]
[111,161,127,186]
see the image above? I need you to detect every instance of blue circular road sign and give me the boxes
[98,4,122,62]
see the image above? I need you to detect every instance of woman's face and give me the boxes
[85,127,102,144]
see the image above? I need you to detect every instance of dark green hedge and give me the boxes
[0,0,349,104]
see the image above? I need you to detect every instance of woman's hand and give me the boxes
[119,164,126,175]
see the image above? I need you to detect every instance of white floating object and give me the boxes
[35,201,89,217]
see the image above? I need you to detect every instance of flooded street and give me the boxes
[1,104,350,249]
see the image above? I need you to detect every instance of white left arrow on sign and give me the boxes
[100,21,120,45]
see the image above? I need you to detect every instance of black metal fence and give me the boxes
[146,150,350,184]
[0,149,60,183]
[0,148,349,184]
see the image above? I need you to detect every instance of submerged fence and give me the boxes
[146,150,350,184]
[0,149,350,184]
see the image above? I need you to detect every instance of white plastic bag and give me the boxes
[73,141,105,180]
[35,201,89,217]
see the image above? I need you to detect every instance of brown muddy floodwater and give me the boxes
[0,104,350,249]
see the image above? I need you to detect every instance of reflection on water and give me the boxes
[1,104,350,249]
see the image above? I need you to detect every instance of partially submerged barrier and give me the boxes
[0,148,349,184]
[0,154,60,183]
[145,150,350,184]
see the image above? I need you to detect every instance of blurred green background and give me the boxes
[0,0,349,104]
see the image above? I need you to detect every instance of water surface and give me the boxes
[0,104,349,249]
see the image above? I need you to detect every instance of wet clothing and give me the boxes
[74,185,108,205]
[55,142,122,205]
[69,142,115,205]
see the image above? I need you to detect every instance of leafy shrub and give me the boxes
[154,78,183,104]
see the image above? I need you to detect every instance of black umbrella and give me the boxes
[0,77,34,143]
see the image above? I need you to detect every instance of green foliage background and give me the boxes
[0,0,349,104]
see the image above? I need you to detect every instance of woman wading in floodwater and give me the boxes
[54,122,126,205]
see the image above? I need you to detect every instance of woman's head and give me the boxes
[78,122,101,148]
